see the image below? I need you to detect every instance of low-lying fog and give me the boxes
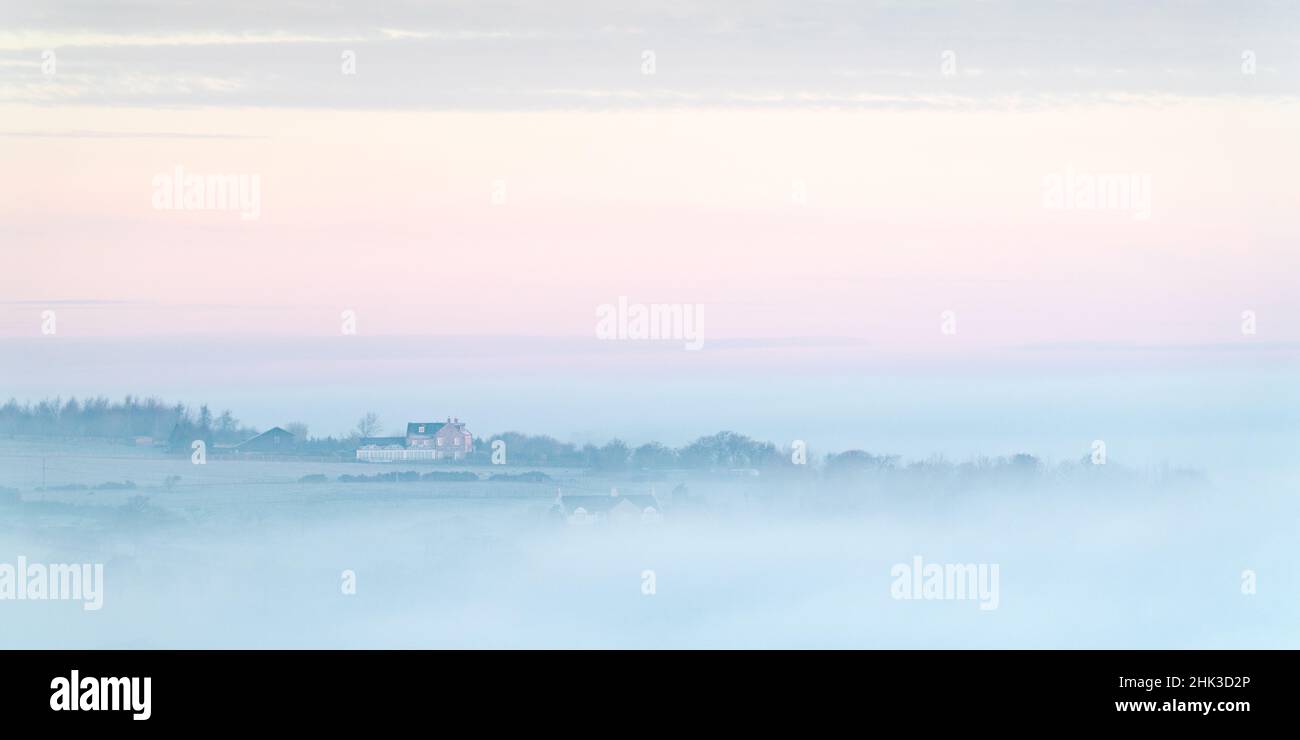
[1,442,1294,648]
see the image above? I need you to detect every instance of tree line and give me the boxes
[468,430,791,470]
[0,396,258,446]
[3,398,1098,477]
[0,398,806,468]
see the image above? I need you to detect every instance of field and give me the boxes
[0,438,1296,648]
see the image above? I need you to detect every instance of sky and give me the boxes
[0,1,1297,453]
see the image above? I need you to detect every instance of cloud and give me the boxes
[1011,341,1300,354]
[0,1,1294,110]
[0,299,137,306]
[0,130,266,139]
[0,30,375,51]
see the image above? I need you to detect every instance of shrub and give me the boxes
[94,480,137,490]
[487,471,552,483]
[421,471,479,482]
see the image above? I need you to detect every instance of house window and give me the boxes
[437,438,444,446]
[453,437,460,446]
[418,425,425,433]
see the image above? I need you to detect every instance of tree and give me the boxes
[355,412,382,438]
[594,439,631,471]
[216,410,237,434]
[679,431,782,469]
[825,450,899,476]
[283,422,309,441]
[631,442,676,469]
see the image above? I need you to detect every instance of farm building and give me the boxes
[356,418,473,462]
[552,490,662,525]
[235,427,296,453]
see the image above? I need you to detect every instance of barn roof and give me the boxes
[235,426,294,448]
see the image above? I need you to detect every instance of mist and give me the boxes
[1,427,1294,648]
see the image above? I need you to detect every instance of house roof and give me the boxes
[235,426,293,448]
[406,421,471,436]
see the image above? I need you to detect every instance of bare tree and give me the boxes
[355,412,382,438]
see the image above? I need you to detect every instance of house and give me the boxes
[406,419,473,459]
[552,489,662,525]
[235,426,295,453]
[356,418,474,462]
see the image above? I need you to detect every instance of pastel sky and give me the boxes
[1,1,1297,449]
